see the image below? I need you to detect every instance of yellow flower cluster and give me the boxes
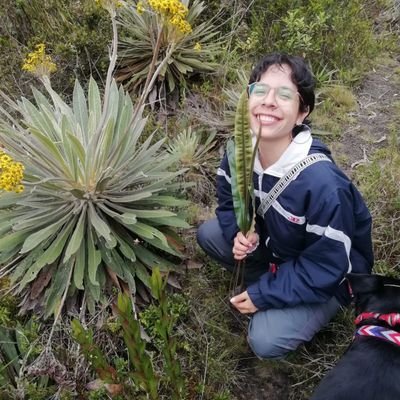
[22,44,57,77]
[193,42,202,51]
[0,150,24,193]
[169,13,192,34]
[95,0,123,9]
[148,0,188,16]
[137,1,145,13]
[140,0,192,34]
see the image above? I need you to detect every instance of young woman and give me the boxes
[197,53,373,359]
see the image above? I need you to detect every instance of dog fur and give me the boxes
[310,273,400,400]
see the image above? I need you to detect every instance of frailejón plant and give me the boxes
[117,0,221,95]
[0,1,189,317]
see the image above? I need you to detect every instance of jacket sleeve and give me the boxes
[215,154,240,243]
[247,188,366,309]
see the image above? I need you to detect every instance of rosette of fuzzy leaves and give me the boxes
[0,77,189,317]
[116,0,221,94]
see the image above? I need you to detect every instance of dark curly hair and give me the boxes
[248,53,315,116]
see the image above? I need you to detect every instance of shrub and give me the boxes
[247,0,380,86]
[116,0,222,97]
[16,0,112,93]
[0,0,111,98]
[222,69,249,132]
[0,6,31,97]
[0,317,45,398]
[0,4,189,317]
[72,265,245,399]
[167,126,219,202]
[72,269,185,399]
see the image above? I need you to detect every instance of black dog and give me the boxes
[310,273,400,400]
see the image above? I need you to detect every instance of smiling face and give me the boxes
[248,64,309,144]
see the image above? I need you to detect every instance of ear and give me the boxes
[296,106,310,125]
[346,273,384,295]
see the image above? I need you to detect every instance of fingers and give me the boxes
[230,291,258,314]
[233,232,249,260]
[230,291,247,303]
[233,232,259,260]
[233,245,248,260]
[247,232,259,245]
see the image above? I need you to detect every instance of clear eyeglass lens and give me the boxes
[249,83,296,102]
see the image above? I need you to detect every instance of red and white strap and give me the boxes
[355,312,400,328]
[355,324,400,346]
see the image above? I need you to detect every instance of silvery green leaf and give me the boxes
[87,229,101,287]
[73,80,88,137]
[114,232,136,262]
[20,214,70,254]
[144,216,191,229]
[134,261,150,288]
[88,77,102,131]
[21,217,75,272]
[134,245,175,271]
[64,205,86,262]
[73,241,86,290]
[0,60,189,315]
[88,203,112,244]
[44,260,72,319]
[0,231,29,253]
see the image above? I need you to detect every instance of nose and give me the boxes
[261,88,277,107]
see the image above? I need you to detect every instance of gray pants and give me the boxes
[197,218,341,359]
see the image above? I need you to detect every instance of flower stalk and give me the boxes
[227,91,261,295]
[131,0,191,117]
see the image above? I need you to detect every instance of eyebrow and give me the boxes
[254,83,297,93]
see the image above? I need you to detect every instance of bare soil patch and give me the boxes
[336,57,400,176]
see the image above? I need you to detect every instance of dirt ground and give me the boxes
[338,56,400,176]
[226,55,400,400]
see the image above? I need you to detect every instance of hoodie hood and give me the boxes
[253,127,332,178]
[309,136,332,157]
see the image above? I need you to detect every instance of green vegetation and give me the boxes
[247,0,382,86]
[0,72,189,316]
[0,0,399,398]
[0,3,190,318]
[355,127,400,274]
[0,316,46,399]
[70,267,242,399]
[0,0,111,97]
[117,0,222,97]
[312,84,358,136]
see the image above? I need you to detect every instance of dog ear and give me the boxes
[346,273,384,295]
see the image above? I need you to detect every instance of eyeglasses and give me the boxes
[248,82,300,104]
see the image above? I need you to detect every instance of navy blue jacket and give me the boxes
[215,128,373,309]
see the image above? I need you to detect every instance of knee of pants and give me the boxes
[248,320,291,360]
[196,221,208,250]
[196,219,225,250]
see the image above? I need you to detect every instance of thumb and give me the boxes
[230,292,246,303]
[247,232,259,244]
